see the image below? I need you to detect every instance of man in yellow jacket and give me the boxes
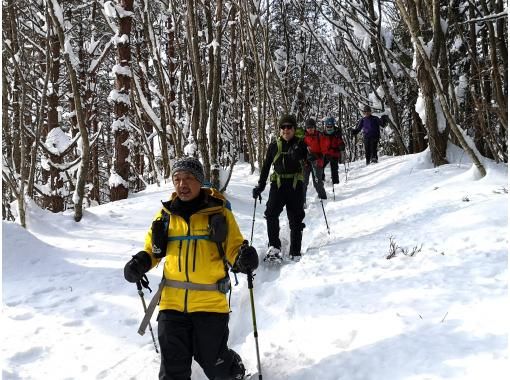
[124,156,258,380]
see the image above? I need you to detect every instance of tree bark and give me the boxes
[47,0,91,220]
[110,0,134,201]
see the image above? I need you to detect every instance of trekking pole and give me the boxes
[250,195,262,245]
[320,199,330,235]
[247,271,263,379]
[332,184,336,201]
[136,277,159,353]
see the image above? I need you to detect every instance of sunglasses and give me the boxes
[280,124,294,130]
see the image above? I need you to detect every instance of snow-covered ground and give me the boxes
[2,147,508,380]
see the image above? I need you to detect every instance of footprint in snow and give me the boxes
[9,312,34,321]
[123,318,138,326]
[316,285,335,298]
[62,319,83,327]
[9,346,47,365]
[31,286,57,296]
[82,305,100,316]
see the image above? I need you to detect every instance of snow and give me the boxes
[44,127,72,155]
[2,151,508,379]
[112,63,132,78]
[49,0,64,27]
[108,168,128,189]
[108,89,131,107]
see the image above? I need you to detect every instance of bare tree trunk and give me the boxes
[110,0,134,201]
[396,0,486,177]
[18,82,27,228]
[479,0,507,130]
[47,0,91,220]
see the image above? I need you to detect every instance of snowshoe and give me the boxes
[263,246,283,265]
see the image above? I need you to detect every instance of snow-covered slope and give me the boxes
[2,150,508,379]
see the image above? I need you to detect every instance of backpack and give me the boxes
[151,209,230,278]
[269,138,304,188]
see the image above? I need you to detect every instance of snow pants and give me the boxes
[364,136,379,165]
[302,161,327,202]
[323,157,340,184]
[265,180,305,255]
[157,310,245,380]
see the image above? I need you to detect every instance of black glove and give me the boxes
[124,251,152,283]
[233,241,259,274]
[252,185,263,199]
[307,153,317,162]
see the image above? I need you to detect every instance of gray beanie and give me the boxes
[171,156,205,184]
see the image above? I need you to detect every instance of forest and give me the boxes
[2,0,507,225]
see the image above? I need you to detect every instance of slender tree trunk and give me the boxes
[186,0,211,179]
[207,0,222,190]
[47,0,91,220]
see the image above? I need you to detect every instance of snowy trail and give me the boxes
[2,150,508,380]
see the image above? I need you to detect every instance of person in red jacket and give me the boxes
[321,117,345,184]
[302,118,327,204]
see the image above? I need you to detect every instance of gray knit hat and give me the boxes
[171,156,205,184]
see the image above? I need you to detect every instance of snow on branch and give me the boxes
[110,117,129,133]
[49,0,64,27]
[108,89,131,107]
[112,63,132,78]
[108,168,129,188]
[64,38,80,69]
[44,127,72,155]
[133,74,161,130]
[115,34,130,46]
[103,1,135,19]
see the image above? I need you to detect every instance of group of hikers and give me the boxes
[123,105,383,379]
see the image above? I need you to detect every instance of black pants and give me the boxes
[364,137,379,165]
[302,162,327,201]
[158,310,244,380]
[323,157,339,184]
[265,180,305,255]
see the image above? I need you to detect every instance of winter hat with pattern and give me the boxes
[278,114,297,128]
[171,156,205,185]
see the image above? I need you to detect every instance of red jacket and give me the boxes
[321,130,344,159]
[304,130,324,168]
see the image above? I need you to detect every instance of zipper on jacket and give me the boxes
[192,239,198,272]
[183,221,191,313]
[178,241,183,272]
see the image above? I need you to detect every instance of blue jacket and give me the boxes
[353,115,381,139]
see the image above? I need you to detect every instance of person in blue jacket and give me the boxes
[351,105,382,165]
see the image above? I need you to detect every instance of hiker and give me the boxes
[252,114,308,262]
[302,118,327,205]
[321,117,345,184]
[351,105,382,165]
[123,156,259,380]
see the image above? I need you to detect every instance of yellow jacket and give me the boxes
[143,188,244,313]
